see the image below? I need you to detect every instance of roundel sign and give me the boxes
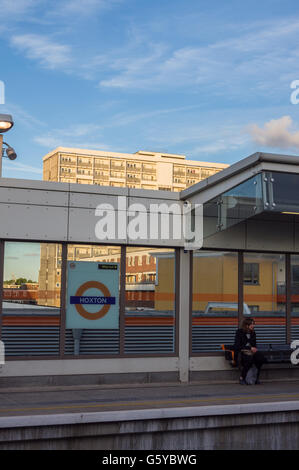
[72,280,114,320]
[66,261,119,329]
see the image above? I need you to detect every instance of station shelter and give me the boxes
[1,152,299,383]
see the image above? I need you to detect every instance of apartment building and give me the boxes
[43,147,228,192]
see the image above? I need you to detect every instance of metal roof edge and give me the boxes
[179,151,299,200]
[179,152,260,200]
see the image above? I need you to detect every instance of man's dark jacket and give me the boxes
[234,328,256,354]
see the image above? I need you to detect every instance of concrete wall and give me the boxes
[1,402,299,449]
[0,357,180,378]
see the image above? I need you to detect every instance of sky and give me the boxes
[4,242,40,281]
[1,0,299,181]
[2,0,299,278]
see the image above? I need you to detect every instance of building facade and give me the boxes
[43,147,228,191]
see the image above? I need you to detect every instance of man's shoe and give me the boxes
[239,378,247,385]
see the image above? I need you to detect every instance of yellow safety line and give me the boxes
[1,392,299,414]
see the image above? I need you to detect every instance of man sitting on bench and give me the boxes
[234,318,266,385]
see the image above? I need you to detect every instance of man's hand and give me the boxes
[251,347,257,354]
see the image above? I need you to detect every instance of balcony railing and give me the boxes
[127,166,141,172]
[77,161,92,168]
[111,164,125,170]
[60,160,76,166]
[94,176,109,182]
[94,163,110,169]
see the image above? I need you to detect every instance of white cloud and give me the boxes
[35,136,111,152]
[54,0,121,16]
[144,116,250,160]
[34,122,110,151]
[2,4,299,97]
[0,0,38,15]
[99,18,299,91]
[34,106,202,151]
[2,162,42,175]
[181,129,249,158]
[1,103,46,129]
[0,0,120,21]
[24,253,40,256]
[248,116,299,150]
[35,135,111,151]
[10,34,72,70]
[191,139,246,156]
[7,5,299,95]
[108,104,201,127]
[33,135,64,148]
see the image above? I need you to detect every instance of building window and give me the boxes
[249,305,259,313]
[244,263,259,285]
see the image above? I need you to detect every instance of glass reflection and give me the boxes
[2,242,61,356]
[192,251,238,353]
[125,247,176,354]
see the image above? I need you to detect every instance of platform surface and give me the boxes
[1,377,299,418]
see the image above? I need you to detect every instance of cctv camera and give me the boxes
[3,142,17,160]
[6,147,17,160]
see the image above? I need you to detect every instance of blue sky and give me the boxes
[1,0,299,180]
[4,242,40,281]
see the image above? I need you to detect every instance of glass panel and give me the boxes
[291,255,299,342]
[244,253,286,345]
[220,174,264,230]
[203,174,263,238]
[192,251,238,353]
[38,243,62,307]
[202,200,219,238]
[272,172,299,210]
[2,242,61,356]
[125,247,176,354]
[65,245,121,355]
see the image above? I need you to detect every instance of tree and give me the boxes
[15,278,28,285]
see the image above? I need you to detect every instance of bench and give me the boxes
[221,343,293,368]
